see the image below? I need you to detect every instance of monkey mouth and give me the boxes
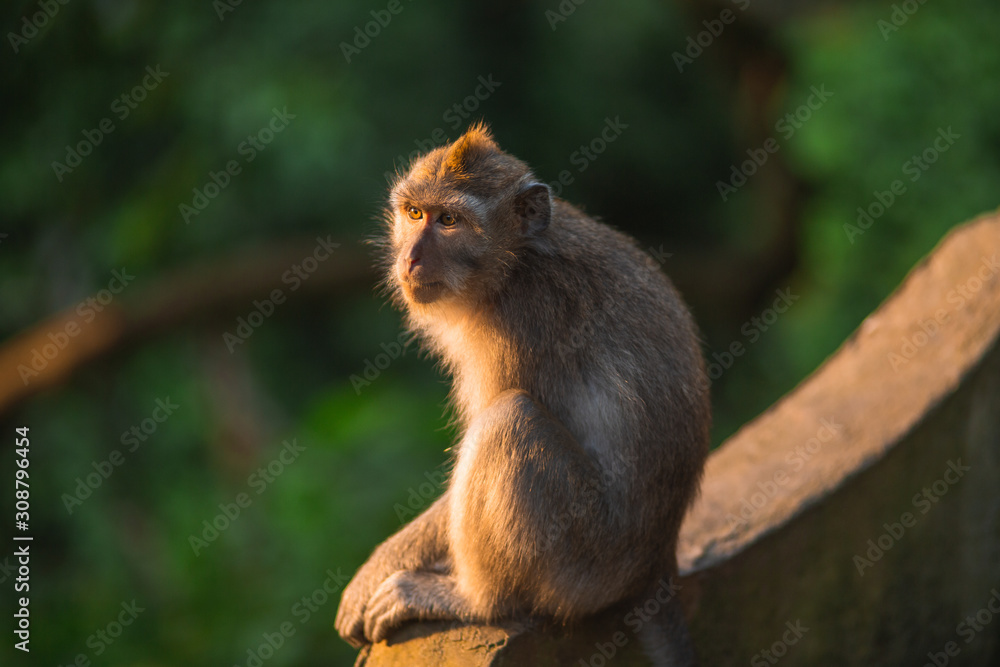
[403,280,446,304]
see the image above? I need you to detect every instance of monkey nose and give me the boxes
[407,253,421,272]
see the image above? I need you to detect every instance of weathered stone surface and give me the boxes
[358,611,653,666]
[358,210,1000,665]
[356,622,516,666]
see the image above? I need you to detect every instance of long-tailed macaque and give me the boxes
[335,123,710,665]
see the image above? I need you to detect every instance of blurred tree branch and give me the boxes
[0,239,374,417]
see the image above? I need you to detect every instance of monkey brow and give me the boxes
[394,185,488,219]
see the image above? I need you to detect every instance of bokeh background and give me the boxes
[1,0,999,665]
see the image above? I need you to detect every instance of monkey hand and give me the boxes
[335,562,387,648]
[363,570,432,644]
[363,570,469,644]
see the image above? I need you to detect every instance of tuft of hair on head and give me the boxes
[442,121,499,179]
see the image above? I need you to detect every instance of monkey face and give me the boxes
[391,202,481,305]
[383,123,553,310]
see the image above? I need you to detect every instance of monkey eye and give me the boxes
[406,206,422,220]
[440,213,457,227]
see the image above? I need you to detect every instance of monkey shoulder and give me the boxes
[527,202,679,315]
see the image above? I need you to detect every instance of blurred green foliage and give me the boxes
[0,0,998,665]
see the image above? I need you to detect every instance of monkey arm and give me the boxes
[335,492,451,647]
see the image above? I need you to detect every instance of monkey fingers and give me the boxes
[336,564,390,648]
[334,585,369,648]
[363,569,473,644]
[337,495,453,646]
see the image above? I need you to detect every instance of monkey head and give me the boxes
[382,123,552,309]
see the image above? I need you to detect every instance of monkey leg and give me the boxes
[449,388,640,620]
[335,494,450,647]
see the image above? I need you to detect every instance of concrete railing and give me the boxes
[357,210,1000,666]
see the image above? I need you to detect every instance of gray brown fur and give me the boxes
[335,124,710,664]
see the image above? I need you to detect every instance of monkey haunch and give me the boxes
[336,124,710,664]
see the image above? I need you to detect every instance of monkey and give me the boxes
[335,122,710,665]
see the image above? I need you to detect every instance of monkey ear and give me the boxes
[515,182,552,235]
